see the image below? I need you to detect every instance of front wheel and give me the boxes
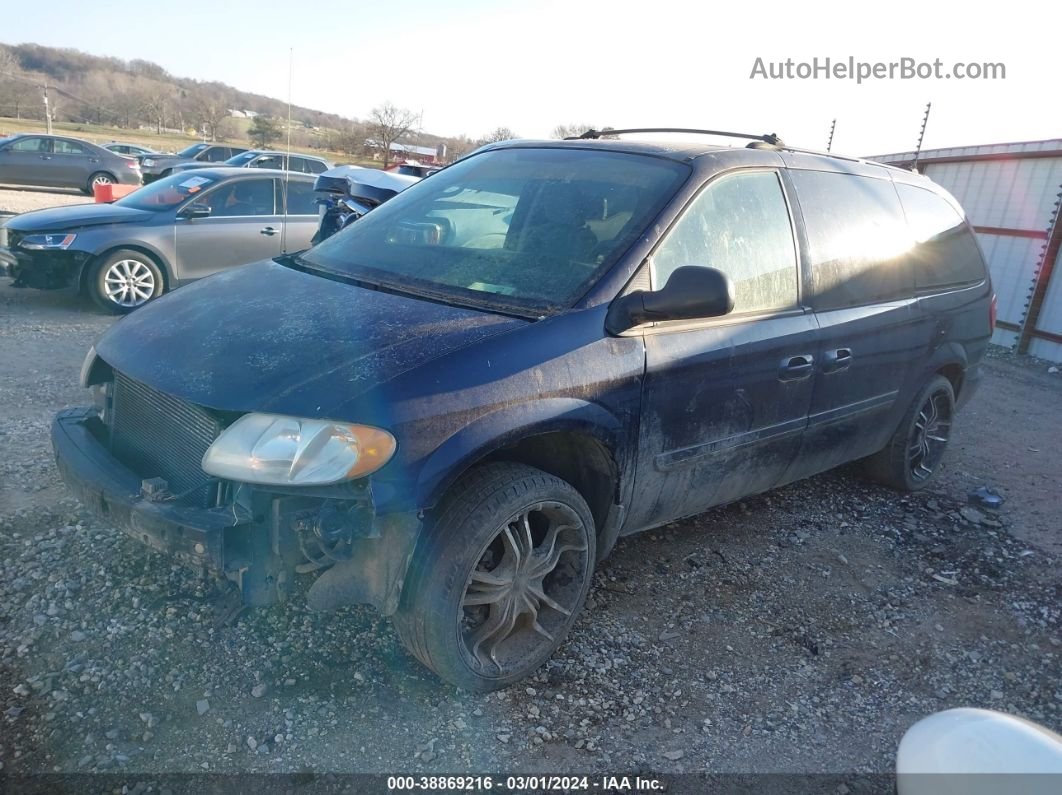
[864,375,955,491]
[393,463,596,691]
[88,250,165,314]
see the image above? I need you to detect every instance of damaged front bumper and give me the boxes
[1,247,90,289]
[51,407,421,613]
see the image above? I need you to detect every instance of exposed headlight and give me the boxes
[20,233,77,250]
[142,158,155,167]
[201,413,396,486]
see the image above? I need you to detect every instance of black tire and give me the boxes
[393,462,596,691]
[84,171,116,196]
[863,375,955,491]
[88,249,165,314]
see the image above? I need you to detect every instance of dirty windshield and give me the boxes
[299,147,689,313]
[115,173,219,211]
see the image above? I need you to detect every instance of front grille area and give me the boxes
[110,371,222,505]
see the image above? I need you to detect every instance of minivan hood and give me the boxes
[5,203,154,232]
[94,260,526,416]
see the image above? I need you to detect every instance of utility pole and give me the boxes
[42,83,52,134]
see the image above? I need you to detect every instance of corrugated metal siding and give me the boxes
[870,138,1062,163]
[976,232,1043,326]
[1028,246,1062,361]
[922,159,1062,231]
[869,140,1062,362]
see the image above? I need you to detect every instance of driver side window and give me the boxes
[652,170,798,314]
[196,178,277,217]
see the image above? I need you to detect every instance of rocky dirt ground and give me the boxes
[0,186,91,216]
[0,266,1060,791]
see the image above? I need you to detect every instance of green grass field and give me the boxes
[0,116,379,168]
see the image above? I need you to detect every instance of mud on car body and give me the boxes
[53,130,994,690]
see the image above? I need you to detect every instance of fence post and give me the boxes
[1016,185,1062,355]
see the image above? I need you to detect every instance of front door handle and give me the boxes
[779,354,814,382]
[823,347,853,373]
[260,226,279,236]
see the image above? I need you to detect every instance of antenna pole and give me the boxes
[912,102,932,171]
[282,48,293,252]
[826,118,836,153]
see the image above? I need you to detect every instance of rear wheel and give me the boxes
[88,249,165,314]
[393,463,596,691]
[864,375,955,491]
[84,171,115,196]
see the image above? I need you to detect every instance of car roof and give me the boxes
[175,167,316,179]
[241,149,329,161]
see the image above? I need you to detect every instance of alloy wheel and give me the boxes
[92,173,114,186]
[459,501,591,674]
[103,259,156,308]
[908,388,952,482]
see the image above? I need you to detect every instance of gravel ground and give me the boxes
[0,278,1060,788]
[0,186,93,216]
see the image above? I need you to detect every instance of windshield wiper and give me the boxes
[280,253,541,319]
[280,252,539,318]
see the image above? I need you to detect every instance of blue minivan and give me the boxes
[53,130,994,690]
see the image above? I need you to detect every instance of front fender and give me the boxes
[414,397,626,511]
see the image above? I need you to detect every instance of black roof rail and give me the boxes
[770,143,866,164]
[570,127,784,146]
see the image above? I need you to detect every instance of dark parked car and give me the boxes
[386,161,437,177]
[103,142,159,158]
[1,168,319,312]
[172,149,333,175]
[52,131,994,690]
[139,143,248,183]
[0,133,142,194]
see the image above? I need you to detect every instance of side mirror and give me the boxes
[179,204,211,220]
[605,266,735,334]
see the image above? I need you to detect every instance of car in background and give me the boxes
[172,149,333,176]
[103,142,159,159]
[0,133,142,195]
[0,167,319,313]
[139,143,248,183]
[386,161,437,177]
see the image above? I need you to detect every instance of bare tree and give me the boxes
[110,76,148,128]
[196,99,229,141]
[368,102,419,168]
[0,46,33,120]
[143,87,170,135]
[551,123,617,139]
[481,127,517,144]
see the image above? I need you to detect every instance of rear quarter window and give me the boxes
[896,183,986,290]
[790,170,911,310]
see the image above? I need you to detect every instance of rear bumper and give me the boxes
[51,407,239,571]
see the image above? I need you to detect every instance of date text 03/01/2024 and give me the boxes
[386,775,665,791]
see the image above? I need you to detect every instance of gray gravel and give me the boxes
[0,278,1059,782]
[0,186,92,216]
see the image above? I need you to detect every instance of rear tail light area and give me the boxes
[989,293,997,332]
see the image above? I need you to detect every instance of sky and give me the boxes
[2,0,1058,156]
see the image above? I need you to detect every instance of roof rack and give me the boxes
[570,127,784,146]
